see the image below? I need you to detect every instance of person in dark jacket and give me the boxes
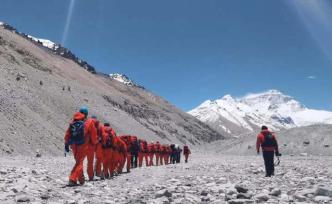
[256,125,281,177]
[170,144,176,164]
[130,136,140,168]
[175,146,182,163]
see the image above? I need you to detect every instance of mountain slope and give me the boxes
[189,90,332,135]
[0,24,223,156]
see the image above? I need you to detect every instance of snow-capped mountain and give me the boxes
[0,21,97,74]
[109,73,144,89]
[189,90,332,134]
[27,35,59,50]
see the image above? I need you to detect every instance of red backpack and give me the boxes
[184,146,189,154]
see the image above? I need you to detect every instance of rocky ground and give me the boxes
[0,154,332,204]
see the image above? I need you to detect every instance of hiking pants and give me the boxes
[184,153,189,163]
[103,148,113,178]
[263,151,275,177]
[131,153,138,168]
[69,144,88,184]
[148,153,154,166]
[95,143,104,177]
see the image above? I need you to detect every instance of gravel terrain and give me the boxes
[1,154,331,203]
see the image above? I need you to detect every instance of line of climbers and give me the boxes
[64,106,192,186]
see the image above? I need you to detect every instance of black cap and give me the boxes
[104,123,110,127]
[261,125,268,130]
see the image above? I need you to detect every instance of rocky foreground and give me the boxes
[0,154,332,204]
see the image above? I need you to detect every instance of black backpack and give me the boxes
[68,120,85,145]
[103,133,113,149]
[262,132,276,147]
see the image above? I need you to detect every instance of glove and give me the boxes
[65,144,70,153]
[275,152,281,157]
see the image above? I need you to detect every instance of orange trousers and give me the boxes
[86,144,96,181]
[118,152,128,173]
[69,144,88,184]
[126,154,132,172]
[184,153,189,162]
[95,144,104,177]
[148,153,154,166]
[138,152,149,167]
[155,153,161,166]
[112,151,121,174]
[103,148,114,178]
[164,154,170,165]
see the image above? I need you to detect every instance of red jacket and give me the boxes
[154,142,161,153]
[256,130,279,152]
[147,143,154,153]
[64,112,98,146]
[101,126,116,148]
[140,140,147,152]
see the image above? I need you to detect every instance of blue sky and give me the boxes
[1,0,331,111]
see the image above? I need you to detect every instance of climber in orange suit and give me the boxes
[138,139,149,167]
[94,119,105,178]
[102,123,116,179]
[64,107,97,186]
[147,142,155,166]
[154,141,161,166]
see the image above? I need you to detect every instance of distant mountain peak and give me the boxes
[189,90,332,134]
[221,94,234,101]
[27,35,59,50]
[109,73,144,89]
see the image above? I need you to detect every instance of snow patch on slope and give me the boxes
[109,73,144,88]
[27,35,59,50]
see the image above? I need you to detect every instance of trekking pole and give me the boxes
[275,156,280,166]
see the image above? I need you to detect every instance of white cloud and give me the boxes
[307,76,317,80]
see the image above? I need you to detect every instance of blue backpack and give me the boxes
[68,120,85,145]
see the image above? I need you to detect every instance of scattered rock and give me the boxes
[16,195,31,202]
[155,189,172,198]
[11,188,18,193]
[254,193,269,202]
[16,73,26,81]
[40,193,50,200]
[153,197,170,204]
[314,195,331,202]
[0,170,7,175]
[300,153,308,157]
[315,186,332,197]
[235,184,248,193]
[237,193,252,199]
[35,150,42,158]
[303,141,310,145]
[269,188,281,196]
[201,197,210,202]
[227,189,237,195]
[228,199,254,204]
[294,194,307,202]
[200,190,208,196]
